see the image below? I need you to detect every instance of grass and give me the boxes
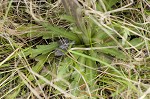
[0,0,150,99]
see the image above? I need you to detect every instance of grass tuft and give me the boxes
[0,0,150,98]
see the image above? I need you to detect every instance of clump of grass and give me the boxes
[0,0,150,99]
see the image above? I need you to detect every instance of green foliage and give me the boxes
[104,0,121,10]
[0,0,150,98]
[5,88,20,99]
[29,42,59,58]
[100,48,127,60]
[42,23,80,43]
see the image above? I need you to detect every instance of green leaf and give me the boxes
[129,38,143,49]
[122,28,130,45]
[104,0,121,10]
[29,42,59,58]
[60,15,75,23]
[100,48,127,60]
[40,32,56,39]
[57,57,72,78]
[27,55,48,80]
[69,50,122,75]
[5,88,20,99]
[41,23,80,43]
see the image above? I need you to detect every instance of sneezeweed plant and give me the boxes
[0,0,150,98]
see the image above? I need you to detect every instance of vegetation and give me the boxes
[0,0,150,98]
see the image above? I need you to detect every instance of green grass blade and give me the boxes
[41,23,80,43]
[69,50,122,76]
